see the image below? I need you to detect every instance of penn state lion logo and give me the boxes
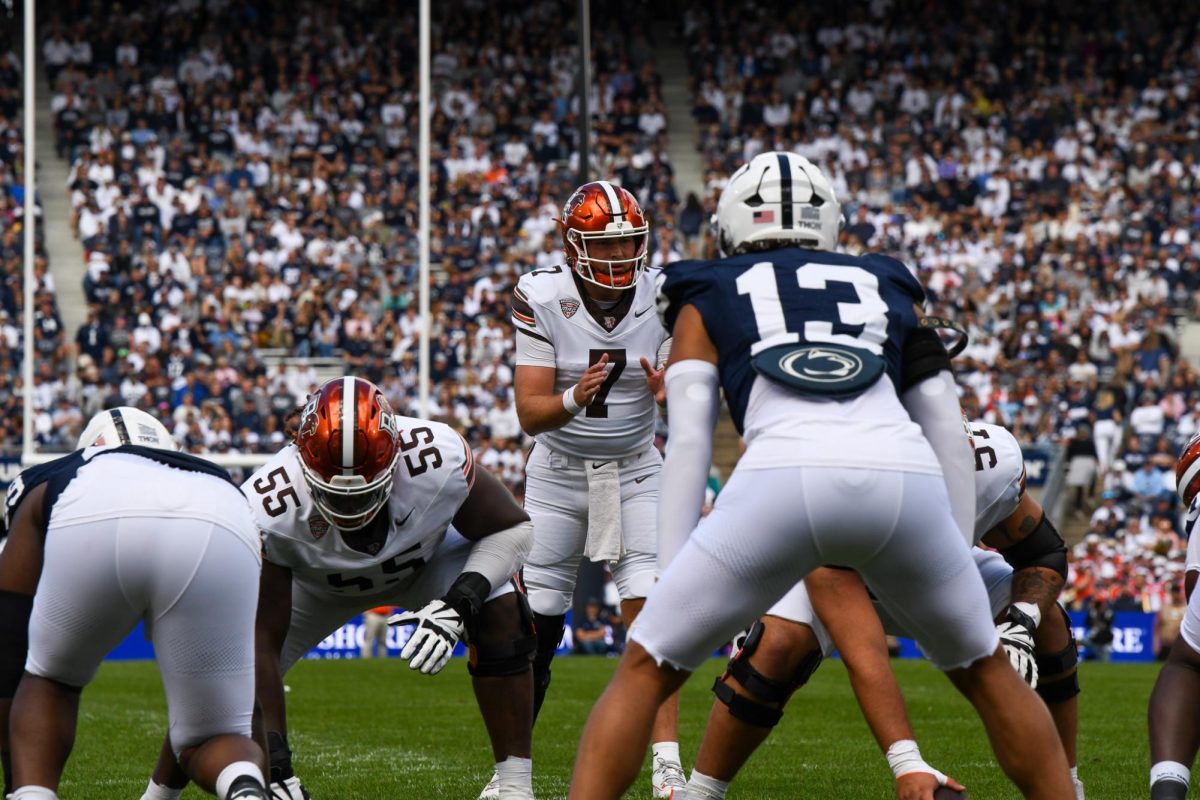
[779,346,864,382]
[560,299,580,318]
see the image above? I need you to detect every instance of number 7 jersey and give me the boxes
[246,418,476,596]
[512,265,669,459]
[658,247,942,474]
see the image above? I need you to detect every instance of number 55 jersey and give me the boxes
[247,418,476,596]
[658,247,941,474]
[512,264,670,460]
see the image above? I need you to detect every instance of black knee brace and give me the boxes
[1036,606,1080,705]
[531,612,565,721]
[712,622,823,728]
[0,590,33,699]
[468,591,537,678]
[997,514,1068,581]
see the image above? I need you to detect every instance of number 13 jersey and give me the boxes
[512,265,669,460]
[658,247,941,474]
[246,418,475,595]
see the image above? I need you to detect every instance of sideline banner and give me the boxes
[891,610,1154,663]
[103,612,577,662]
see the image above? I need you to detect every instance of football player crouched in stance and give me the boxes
[143,377,538,800]
[501,180,681,800]
[1148,433,1200,800]
[0,408,268,800]
[682,419,1084,800]
[568,151,1075,800]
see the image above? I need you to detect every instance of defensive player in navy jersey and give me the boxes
[568,152,1074,799]
[0,408,268,800]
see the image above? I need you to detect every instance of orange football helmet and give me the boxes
[295,376,401,530]
[1177,432,1200,508]
[560,180,649,289]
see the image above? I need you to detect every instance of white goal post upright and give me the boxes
[417,0,431,419]
[20,0,34,467]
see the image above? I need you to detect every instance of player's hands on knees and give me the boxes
[389,600,466,675]
[895,770,965,800]
[574,352,610,407]
[996,603,1039,688]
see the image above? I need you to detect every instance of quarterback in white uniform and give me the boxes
[508,180,682,798]
[569,152,1073,800]
[683,419,1084,800]
[0,408,268,800]
[145,377,538,800]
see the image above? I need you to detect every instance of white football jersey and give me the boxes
[245,417,475,596]
[970,421,1025,544]
[512,264,669,459]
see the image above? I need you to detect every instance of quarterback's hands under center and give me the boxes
[640,356,666,406]
[389,600,466,675]
[574,352,610,407]
[895,771,965,800]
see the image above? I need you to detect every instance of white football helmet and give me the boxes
[77,407,177,451]
[715,151,843,256]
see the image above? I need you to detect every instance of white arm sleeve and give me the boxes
[901,370,976,546]
[658,360,720,571]
[462,519,534,590]
[514,328,557,367]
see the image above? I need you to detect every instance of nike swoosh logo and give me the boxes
[634,306,652,317]
[634,475,651,484]
[592,461,611,469]
[395,508,415,526]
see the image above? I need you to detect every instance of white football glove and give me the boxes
[389,599,466,675]
[269,776,312,800]
[997,602,1040,689]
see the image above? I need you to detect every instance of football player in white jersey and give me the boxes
[143,377,538,800]
[680,419,1084,800]
[569,151,1074,799]
[0,408,268,800]
[505,180,682,799]
[1148,434,1200,800]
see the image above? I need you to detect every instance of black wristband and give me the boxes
[442,571,492,641]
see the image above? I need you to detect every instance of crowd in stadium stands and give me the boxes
[679,0,1200,606]
[5,1,1200,609]
[0,47,62,454]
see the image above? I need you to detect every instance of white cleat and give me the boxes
[497,787,535,800]
[651,755,687,799]
[1074,776,1085,800]
[478,771,500,800]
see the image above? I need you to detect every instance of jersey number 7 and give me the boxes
[586,349,626,418]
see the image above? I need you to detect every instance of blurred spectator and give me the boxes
[573,598,612,656]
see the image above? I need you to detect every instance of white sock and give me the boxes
[686,770,730,800]
[496,756,533,792]
[652,741,681,766]
[11,787,58,800]
[1070,765,1080,782]
[215,761,265,800]
[140,778,184,800]
[1151,761,1190,787]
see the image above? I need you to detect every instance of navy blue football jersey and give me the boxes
[658,247,925,433]
[1,445,236,538]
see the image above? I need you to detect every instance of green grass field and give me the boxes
[58,656,1152,799]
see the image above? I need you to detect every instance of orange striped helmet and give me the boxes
[560,180,649,290]
[295,376,400,530]
[1177,432,1200,508]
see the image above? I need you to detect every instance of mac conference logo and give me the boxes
[777,345,864,383]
